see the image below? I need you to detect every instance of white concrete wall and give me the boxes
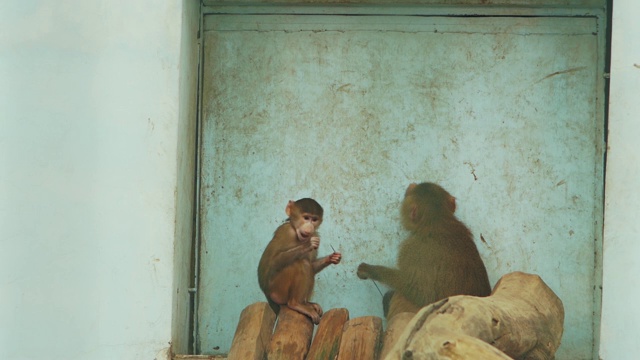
[599,0,640,358]
[172,0,200,355]
[0,1,197,359]
[0,0,637,359]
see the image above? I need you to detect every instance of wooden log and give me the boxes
[336,316,383,360]
[227,302,276,360]
[379,312,414,360]
[384,272,564,360]
[267,307,314,360]
[397,330,514,359]
[307,308,349,360]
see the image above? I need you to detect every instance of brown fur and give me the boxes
[258,198,341,324]
[357,182,491,319]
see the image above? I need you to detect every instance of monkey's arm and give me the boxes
[357,263,403,287]
[269,242,317,275]
[312,252,341,273]
[358,263,429,306]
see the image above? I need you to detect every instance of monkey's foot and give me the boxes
[287,303,321,324]
[309,302,323,317]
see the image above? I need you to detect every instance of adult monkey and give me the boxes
[357,182,491,320]
[258,198,342,324]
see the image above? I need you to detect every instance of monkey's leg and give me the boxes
[387,293,421,320]
[267,267,295,310]
[268,280,320,324]
[287,270,321,324]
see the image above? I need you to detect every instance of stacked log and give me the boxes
[226,304,380,360]
[307,308,349,360]
[226,302,276,360]
[223,272,563,360]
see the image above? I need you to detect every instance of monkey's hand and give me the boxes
[328,252,342,265]
[357,262,371,280]
[313,252,341,273]
[309,236,320,250]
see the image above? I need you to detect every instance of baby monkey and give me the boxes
[258,198,341,324]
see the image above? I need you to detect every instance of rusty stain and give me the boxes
[538,66,587,82]
[464,161,478,181]
[336,83,353,92]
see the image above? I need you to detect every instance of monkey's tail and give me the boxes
[267,298,281,317]
[383,290,395,318]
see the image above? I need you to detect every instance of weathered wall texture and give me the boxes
[197,14,604,359]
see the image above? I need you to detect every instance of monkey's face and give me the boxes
[285,199,323,242]
[294,213,322,241]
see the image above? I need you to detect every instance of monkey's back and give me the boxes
[398,217,491,306]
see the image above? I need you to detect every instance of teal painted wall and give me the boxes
[197,13,604,359]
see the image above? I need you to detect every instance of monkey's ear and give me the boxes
[285,200,295,216]
[405,183,418,196]
[447,196,457,213]
[410,204,418,222]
